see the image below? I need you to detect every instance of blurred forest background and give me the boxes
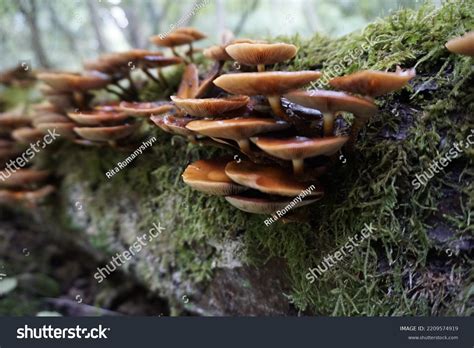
[0,0,436,71]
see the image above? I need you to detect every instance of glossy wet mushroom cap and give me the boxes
[445,31,474,57]
[182,158,247,196]
[73,123,138,142]
[225,160,324,197]
[36,122,76,139]
[225,194,320,215]
[225,42,298,66]
[251,136,349,175]
[0,185,55,205]
[329,68,416,97]
[150,113,195,138]
[214,71,322,96]
[140,55,183,69]
[170,95,249,117]
[174,27,207,40]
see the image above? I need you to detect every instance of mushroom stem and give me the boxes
[172,47,190,64]
[105,87,128,100]
[292,158,304,176]
[267,95,288,121]
[126,72,139,98]
[322,112,335,136]
[348,118,366,149]
[257,64,265,72]
[237,138,251,153]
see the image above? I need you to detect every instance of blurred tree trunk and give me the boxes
[46,2,81,58]
[17,0,51,68]
[233,0,259,36]
[216,0,225,40]
[146,0,173,35]
[121,4,144,48]
[86,0,107,53]
[178,0,200,26]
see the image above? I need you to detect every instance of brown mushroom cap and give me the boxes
[182,158,246,196]
[177,64,199,99]
[32,113,70,126]
[251,136,349,160]
[213,71,322,96]
[174,27,207,40]
[225,194,320,215]
[36,122,76,139]
[67,110,129,126]
[119,101,174,117]
[150,113,195,137]
[0,185,55,205]
[73,123,138,142]
[11,127,45,143]
[203,45,232,61]
[284,89,378,120]
[445,31,474,57]
[140,55,183,69]
[37,72,110,92]
[225,42,298,66]
[0,169,50,188]
[150,32,195,47]
[170,95,249,117]
[0,113,31,128]
[329,68,416,97]
[225,160,323,197]
[186,117,289,140]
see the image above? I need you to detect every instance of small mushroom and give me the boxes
[0,185,55,206]
[119,101,175,117]
[445,31,474,57]
[225,160,324,197]
[284,89,377,136]
[170,95,250,117]
[176,63,199,99]
[225,194,320,215]
[37,71,110,92]
[182,158,247,196]
[67,110,130,126]
[73,123,138,142]
[11,128,45,143]
[251,136,349,175]
[186,117,289,152]
[213,71,321,123]
[0,169,50,188]
[225,42,298,72]
[139,55,183,87]
[150,113,196,140]
[329,68,416,97]
[32,113,70,126]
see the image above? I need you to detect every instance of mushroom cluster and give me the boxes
[0,26,417,218]
[158,34,416,216]
[0,111,54,206]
